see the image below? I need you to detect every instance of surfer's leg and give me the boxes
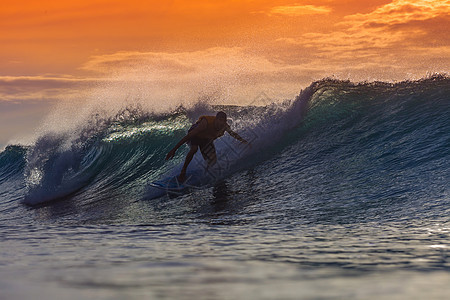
[179,144,198,182]
[201,141,217,168]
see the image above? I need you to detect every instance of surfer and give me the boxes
[166,111,249,182]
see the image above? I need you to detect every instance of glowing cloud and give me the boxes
[268,4,332,16]
[341,0,450,29]
[275,0,450,80]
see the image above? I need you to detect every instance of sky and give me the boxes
[0,0,449,146]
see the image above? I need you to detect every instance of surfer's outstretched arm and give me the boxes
[226,127,249,144]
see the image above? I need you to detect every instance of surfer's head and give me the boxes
[216,111,227,120]
[215,111,227,128]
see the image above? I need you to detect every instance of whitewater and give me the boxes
[0,75,449,299]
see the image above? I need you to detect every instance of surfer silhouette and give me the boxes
[165,111,249,182]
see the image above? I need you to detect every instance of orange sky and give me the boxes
[0,0,449,104]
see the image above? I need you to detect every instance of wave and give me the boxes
[0,75,449,208]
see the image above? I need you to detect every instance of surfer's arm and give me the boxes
[226,127,249,144]
[165,119,207,160]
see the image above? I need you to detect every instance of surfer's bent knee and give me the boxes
[189,144,199,153]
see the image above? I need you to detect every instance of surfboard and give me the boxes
[149,170,203,195]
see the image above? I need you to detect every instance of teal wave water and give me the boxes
[1,76,448,212]
[0,76,449,299]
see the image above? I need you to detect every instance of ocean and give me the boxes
[0,75,449,299]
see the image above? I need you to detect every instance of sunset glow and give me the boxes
[1,0,449,105]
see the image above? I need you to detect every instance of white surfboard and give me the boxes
[149,170,203,195]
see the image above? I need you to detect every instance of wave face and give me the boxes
[0,76,449,223]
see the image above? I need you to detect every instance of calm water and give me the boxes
[1,219,449,299]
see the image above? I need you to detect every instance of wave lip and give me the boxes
[23,133,100,205]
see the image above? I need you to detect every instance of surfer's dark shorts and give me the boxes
[188,137,216,162]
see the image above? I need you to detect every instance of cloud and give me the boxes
[80,51,196,76]
[78,47,311,104]
[268,5,332,16]
[341,0,450,30]
[81,47,341,88]
[0,75,94,86]
[273,0,450,80]
[80,47,284,82]
[0,75,97,102]
[1,48,312,107]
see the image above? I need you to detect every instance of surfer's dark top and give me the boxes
[189,116,228,140]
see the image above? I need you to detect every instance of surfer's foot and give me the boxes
[177,173,186,183]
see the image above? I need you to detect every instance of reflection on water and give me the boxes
[0,221,449,300]
[212,180,230,212]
